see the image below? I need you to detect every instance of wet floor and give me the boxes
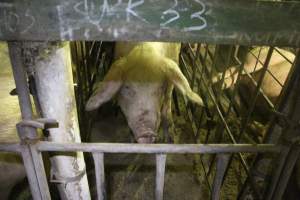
[0,42,20,143]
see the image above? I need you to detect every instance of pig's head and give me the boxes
[86,55,203,143]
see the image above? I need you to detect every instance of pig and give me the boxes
[213,47,295,104]
[86,42,204,143]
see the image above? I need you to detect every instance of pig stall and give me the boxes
[0,0,300,200]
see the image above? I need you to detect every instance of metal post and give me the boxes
[32,41,91,199]
[156,154,167,200]
[92,153,106,200]
[8,41,46,200]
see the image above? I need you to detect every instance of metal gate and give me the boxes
[0,0,300,200]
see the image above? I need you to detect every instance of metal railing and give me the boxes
[0,141,290,200]
[1,41,299,200]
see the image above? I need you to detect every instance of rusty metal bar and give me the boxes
[156,154,167,200]
[92,152,106,200]
[211,154,230,200]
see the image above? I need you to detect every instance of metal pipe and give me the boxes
[20,145,44,200]
[92,153,106,200]
[156,154,167,200]
[30,144,51,200]
[36,142,282,154]
[8,42,37,139]
[0,143,21,152]
[8,42,43,200]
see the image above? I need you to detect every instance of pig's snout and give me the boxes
[136,131,156,144]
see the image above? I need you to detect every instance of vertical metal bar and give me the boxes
[92,153,106,200]
[237,47,274,141]
[8,42,37,139]
[156,154,167,200]
[30,144,51,200]
[20,145,44,200]
[263,146,289,200]
[8,42,43,200]
[270,145,300,200]
[211,154,230,200]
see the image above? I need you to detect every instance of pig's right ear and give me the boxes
[85,59,125,111]
[164,58,204,107]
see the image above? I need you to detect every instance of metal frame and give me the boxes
[1,42,298,200]
[0,1,299,199]
[0,141,290,200]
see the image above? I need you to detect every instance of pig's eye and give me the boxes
[122,85,136,97]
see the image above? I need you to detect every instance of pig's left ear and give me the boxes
[85,58,125,111]
[164,58,204,106]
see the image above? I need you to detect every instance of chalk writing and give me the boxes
[0,4,35,34]
[183,0,207,32]
[160,0,179,27]
[159,0,208,31]
[126,0,148,23]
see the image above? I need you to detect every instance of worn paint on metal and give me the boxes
[0,0,299,46]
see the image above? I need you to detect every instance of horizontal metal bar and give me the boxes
[0,0,299,46]
[36,142,282,154]
[0,143,21,152]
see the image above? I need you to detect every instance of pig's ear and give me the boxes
[85,59,125,111]
[164,58,204,106]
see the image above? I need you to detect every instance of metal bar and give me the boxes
[156,154,167,200]
[8,42,38,140]
[0,143,21,152]
[242,67,274,109]
[240,50,300,200]
[184,44,263,198]
[1,1,300,46]
[249,50,285,88]
[237,47,274,141]
[30,144,51,200]
[92,153,106,200]
[19,145,44,200]
[211,154,230,200]
[271,145,300,200]
[274,48,294,65]
[264,146,290,200]
[8,41,43,200]
[36,142,281,154]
